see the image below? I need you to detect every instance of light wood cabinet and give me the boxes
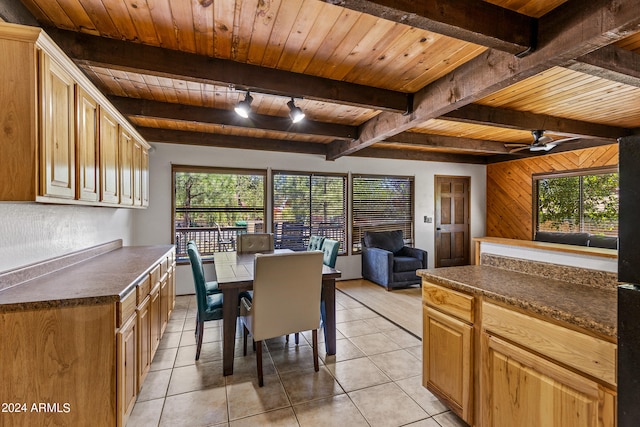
[39,51,75,199]
[423,282,474,424]
[0,22,149,208]
[76,87,99,202]
[117,312,137,427]
[137,294,152,390]
[481,333,616,427]
[422,281,617,427]
[100,108,120,204]
[150,282,162,356]
[119,127,134,206]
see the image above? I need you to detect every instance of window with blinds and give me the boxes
[273,171,347,253]
[352,174,414,253]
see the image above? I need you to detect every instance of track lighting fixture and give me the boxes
[234,92,253,118]
[287,98,305,123]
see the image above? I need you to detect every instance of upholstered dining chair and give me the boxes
[237,233,274,254]
[307,235,325,251]
[187,240,219,295]
[239,251,324,386]
[187,242,224,360]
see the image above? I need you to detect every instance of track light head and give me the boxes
[234,92,253,118]
[287,98,305,123]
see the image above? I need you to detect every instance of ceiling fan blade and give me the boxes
[536,135,555,145]
[509,145,532,153]
[551,136,581,146]
[530,143,557,152]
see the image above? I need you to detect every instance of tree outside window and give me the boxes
[535,168,618,236]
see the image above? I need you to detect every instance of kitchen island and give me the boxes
[419,246,617,427]
[0,240,175,427]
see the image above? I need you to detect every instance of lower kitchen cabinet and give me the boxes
[423,306,473,423]
[117,313,137,427]
[481,333,616,427]
[422,279,617,427]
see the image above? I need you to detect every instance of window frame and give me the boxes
[532,165,619,238]
[172,165,267,261]
[271,170,348,254]
[351,173,415,254]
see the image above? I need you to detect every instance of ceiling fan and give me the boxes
[505,130,581,153]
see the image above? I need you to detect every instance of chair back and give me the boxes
[320,238,339,268]
[307,235,325,251]
[237,233,274,253]
[186,241,208,317]
[251,251,323,341]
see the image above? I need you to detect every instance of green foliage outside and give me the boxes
[537,172,618,235]
[175,172,264,227]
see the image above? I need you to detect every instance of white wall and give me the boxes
[0,203,134,272]
[132,143,487,294]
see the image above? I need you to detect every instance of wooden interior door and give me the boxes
[435,176,470,267]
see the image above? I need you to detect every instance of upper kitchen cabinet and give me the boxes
[0,22,150,208]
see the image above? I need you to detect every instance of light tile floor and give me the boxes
[127,291,468,427]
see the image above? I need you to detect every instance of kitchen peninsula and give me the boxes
[0,240,175,427]
[419,238,617,427]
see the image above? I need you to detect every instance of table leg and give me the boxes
[222,288,239,376]
[322,278,336,355]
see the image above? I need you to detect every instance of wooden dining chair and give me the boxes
[187,241,224,360]
[239,251,324,386]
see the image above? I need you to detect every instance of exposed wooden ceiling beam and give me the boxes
[0,0,38,26]
[353,147,487,164]
[327,0,534,55]
[109,96,357,141]
[442,104,630,140]
[327,0,640,160]
[46,28,409,113]
[566,45,640,88]
[137,127,327,155]
[385,132,510,154]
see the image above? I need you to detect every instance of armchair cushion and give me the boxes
[393,256,423,273]
[363,230,404,254]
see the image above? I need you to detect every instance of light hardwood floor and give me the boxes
[336,279,422,338]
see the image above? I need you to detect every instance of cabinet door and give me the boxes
[117,313,137,427]
[132,139,143,206]
[150,284,161,357]
[76,87,99,202]
[141,148,149,207]
[100,109,119,204]
[136,295,151,391]
[481,334,615,427]
[160,272,169,335]
[423,306,473,424]
[40,52,75,199]
[119,127,133,206]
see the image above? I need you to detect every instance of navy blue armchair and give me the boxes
[361,230,427,290]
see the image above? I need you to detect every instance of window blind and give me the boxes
[352,174,414,253]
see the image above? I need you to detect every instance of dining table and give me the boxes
[213,249,342,376]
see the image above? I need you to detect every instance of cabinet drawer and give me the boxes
[136,274,151,305]
[482,301,616,386]
[423,281,474,323]
[117,289,137,328]
[149,264,160,285]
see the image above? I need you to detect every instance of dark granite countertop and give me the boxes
[0,245,174,312]
[418,265,617,338]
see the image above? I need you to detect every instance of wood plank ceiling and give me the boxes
[4,0,640,163]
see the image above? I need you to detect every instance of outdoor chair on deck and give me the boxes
[239,251,324,386]
[215,222,235,252]
[187,241,224,360]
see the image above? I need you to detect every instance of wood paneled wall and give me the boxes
[486,144,619,240]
